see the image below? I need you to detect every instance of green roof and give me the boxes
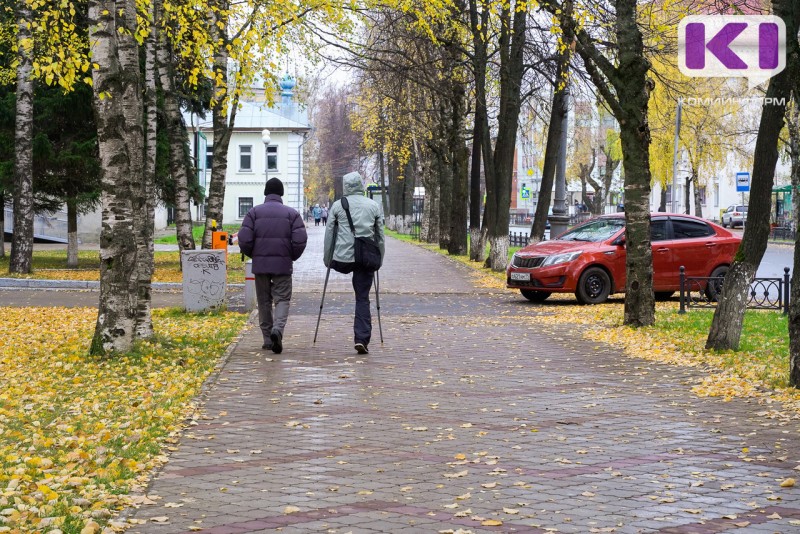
[773,184,792,193]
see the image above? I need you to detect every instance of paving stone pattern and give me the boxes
[115,227,800,533]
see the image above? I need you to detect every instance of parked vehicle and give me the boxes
[721,205,748,228]
[506,213,742,304]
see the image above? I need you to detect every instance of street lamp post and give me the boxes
[261,129,271,193]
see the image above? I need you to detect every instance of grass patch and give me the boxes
[0,306,247,531]
[649,308,789,388]
[154,224,241,245]
[0,250,247,284]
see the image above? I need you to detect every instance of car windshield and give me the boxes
[736,206,747,212]
[558,218,625,242]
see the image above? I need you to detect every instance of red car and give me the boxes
[506,213,742,304]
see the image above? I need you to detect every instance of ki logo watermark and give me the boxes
[678,15,786,88]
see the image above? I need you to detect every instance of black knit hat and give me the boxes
[264,177,284,196]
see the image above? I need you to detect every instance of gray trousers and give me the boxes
[255,274,293,343]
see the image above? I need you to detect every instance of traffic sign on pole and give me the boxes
[736,171,750,192]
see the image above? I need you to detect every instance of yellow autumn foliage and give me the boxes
[0,306,246,530]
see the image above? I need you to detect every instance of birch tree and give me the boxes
[9,0,34,274]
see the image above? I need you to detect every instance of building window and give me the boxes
[206,145,214,170]
[239,145,252,171]
[238,197,253,218]
[699,186,707,206]
[267,145,278,171]
[713,183,719,207]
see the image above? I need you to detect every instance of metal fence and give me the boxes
[679,265,791,314]
[509,232,530,247]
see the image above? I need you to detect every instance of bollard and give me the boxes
[785,267,791,315]
[244,260,256,312]
[678,266,686,314]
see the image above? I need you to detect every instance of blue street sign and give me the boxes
[520,188,530,199]
[736,171,750,192]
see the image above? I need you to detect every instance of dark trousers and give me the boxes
[353,267,374,345]
[255,274,292,344]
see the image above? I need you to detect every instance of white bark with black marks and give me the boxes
[155,11,195,253]
[10,2,34,274]
[89,0,149,355]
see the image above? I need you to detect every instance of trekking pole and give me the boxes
[313,264,331,344]
[374,270,384,344]
[314,221,338,344]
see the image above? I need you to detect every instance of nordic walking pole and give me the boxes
[374,270,384,344]
[314,221,337,344]
[313,265,331,344]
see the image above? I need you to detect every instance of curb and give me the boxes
[0,278,245,290]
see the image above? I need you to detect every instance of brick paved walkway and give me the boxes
[123,227,800,533]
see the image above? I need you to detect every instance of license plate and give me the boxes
[510,272,530,281]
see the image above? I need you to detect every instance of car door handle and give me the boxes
[705,243,717,247]
[656,248,669,252]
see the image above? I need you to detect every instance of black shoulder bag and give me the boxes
[341,197,382,271]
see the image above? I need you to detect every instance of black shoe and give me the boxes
[354,342,369,355]
[270,330,283,354]
[261,343,272,350]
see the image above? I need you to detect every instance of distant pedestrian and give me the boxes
[324,172,384,355]
[238,178,308,354]
[313,204,322,226]
[321,206,328,226]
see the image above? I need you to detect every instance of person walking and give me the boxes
[313,204,322,226]
[324,172,384,354]
[238,178,308,354]
[321,205,328,226]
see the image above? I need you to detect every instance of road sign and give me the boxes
[736,171,750,192]
[520,188,530,199]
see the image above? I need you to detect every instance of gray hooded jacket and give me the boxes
[324,172,385,269]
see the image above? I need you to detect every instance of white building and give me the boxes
[185,75,311,225]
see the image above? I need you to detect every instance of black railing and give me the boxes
[679,266,790,314]
[509,232,530,247]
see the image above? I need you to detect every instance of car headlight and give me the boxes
[541,251,582,267]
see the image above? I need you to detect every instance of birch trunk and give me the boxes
[707,0,798,349]
[156,17,195,253]
[10,3,34,274]
[202,5,237,249]
[67,199,79,268]
[89,0,148,355]
[137,0,159,339]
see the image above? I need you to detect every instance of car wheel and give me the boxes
[705,266,729,302]
[521,289,550,302]
[575,267,612,304]
[654,291,674,301]
[721,219,727,228]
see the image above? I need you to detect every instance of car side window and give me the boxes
[672,218,714,239]
[651,219,669,241]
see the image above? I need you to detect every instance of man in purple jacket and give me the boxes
[238,178,307,354]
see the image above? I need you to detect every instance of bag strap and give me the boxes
[340,197,356,235]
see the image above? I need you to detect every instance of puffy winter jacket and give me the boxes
[238,194,307,275]
[324,172,384,271]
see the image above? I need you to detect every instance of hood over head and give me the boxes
[342,172,365,196]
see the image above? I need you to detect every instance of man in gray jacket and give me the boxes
[238,178,307,354]
[324,172,385,354]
